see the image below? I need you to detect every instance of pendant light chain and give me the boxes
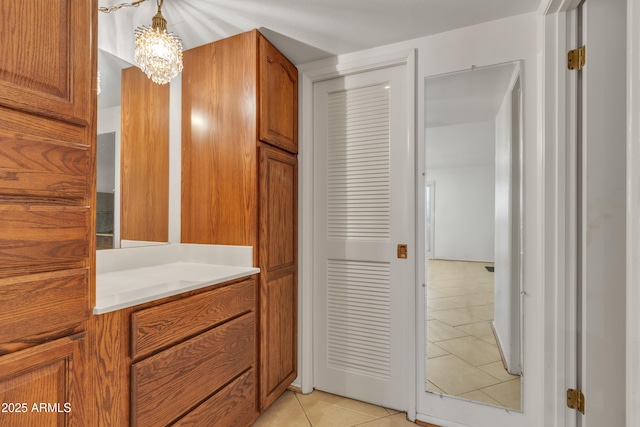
[98,0,148,13]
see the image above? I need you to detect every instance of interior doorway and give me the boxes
[312,62,415,410]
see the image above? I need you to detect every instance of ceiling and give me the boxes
[98,0,540,64]
[425,62,518,128]
[425,62,518,170]
[97,0,539,109]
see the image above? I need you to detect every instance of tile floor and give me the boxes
[425,259,521,410]
[252,390,416,427]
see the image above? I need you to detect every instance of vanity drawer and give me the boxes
[131,313,255,427]
[130,278,254,359]
[0,205,89,268]
[173,369,255,427]
[0,268,89,343]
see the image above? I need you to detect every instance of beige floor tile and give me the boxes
[427,295,469,310]
[355,413,416,426]
[296,390,388,427]
[251,390,310,427]
[482,379,522,411]
[478,361,521,382]
[429,277,473,287]
[463,291,495,306]
[426,381,445,394]
[427,288,466,298]
[427,286,471,297]
[466,304,495,321]
[426,319,467,342]
[436,336,502,367]
[427,354,500,396]
[428,308,484,327]
[457,390,503,407]
[384,408,401,415]
[427,341,450,359]
[455,321,496,344]
[425,260,519,410]
[472,284,495,293]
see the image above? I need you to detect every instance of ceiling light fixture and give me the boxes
[134,0,183,84]
[98,0,183,85]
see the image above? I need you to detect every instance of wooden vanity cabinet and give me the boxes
[181,29,298,413]
[258,144,298,409]
[0,1,96,425]
[90,277,257,427]
[259,35,298,154]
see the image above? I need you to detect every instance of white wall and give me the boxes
[97,106,120,195]
[426,121,495,261]
[96,132,116,193]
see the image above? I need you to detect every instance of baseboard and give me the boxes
[415,420,442,427]
[491,321,509,372]
[287,384,302,393]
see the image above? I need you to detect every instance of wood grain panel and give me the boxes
[0,0,92,125]
[0,205,88,268]
[120,66,169,243]
[173,369,256,427]
[88,309,131,427]
[260,271,297,410]
[259,34,298,154]
[131,278,255,359]
[0,105,85,146]
[0,334,86,427]
[0,269,89,344]
[0,131,89,198]
[260,145,297,271]
[181,31,258,246]
[259,144,297,410]
[131,313,255,427]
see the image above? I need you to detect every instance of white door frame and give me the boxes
[540,1,582,426]
[425,181,435,260]
[297,49,417,418]
[541,0,639,425]
[627,0,640,424]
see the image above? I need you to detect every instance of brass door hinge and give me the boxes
[568,45,586,70]
[567,388,585,414]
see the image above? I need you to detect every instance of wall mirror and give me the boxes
[97,48,170,250]
[424,61,523,411]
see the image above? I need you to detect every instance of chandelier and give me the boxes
[99,0,183,85]
[134,0,183,84]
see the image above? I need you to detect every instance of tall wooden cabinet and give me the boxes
[182,29,298,413]
[0,1,96,426]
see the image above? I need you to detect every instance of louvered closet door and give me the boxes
[313,64,412,410]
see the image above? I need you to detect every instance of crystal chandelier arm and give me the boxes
[98,0,148,13]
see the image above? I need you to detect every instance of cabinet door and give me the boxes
[0,334,86,427]
[258,35,298,154]
[259,145,297,410]
[0,0,93,125]
[0,2,95,425]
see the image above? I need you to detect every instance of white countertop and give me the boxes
[95,244,259,314]
[95,262,259,314]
